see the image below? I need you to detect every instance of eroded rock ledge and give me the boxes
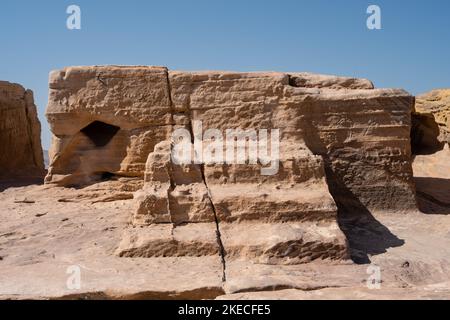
[44,66,417,272]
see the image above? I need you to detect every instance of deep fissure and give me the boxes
[167,72,227,281]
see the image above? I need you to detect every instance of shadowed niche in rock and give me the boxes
[415,177,450,215]
[80,121,120,147]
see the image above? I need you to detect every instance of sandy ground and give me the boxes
[0,149,449,300]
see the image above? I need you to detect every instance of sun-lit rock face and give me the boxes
[0,81,44,177]
[45,66,416,211]
[45,66,173,186]
[45,66,416,266]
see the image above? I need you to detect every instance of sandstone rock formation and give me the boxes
[412,89,450,154]
[0,81,44,177]
[46,66,416,212]
[43,66,417,274]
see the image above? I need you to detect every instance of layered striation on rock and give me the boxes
[45,66,417,268]
[0,81,44,177]
[169,71,416,212]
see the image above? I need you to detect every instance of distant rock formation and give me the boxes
[0,81,44,177]
[412,89,450,154]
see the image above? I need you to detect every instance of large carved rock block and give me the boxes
[0,81,44,177]
[45,66,417,266]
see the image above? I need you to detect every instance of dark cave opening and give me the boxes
[100,172,116,181]
[411,113,445,155]
[80,121,120,147]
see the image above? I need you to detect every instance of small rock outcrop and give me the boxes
[412,89,450,154]
[0,81,44,177]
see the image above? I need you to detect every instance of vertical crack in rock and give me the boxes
[165,69,175,127]
[166,158,176,231]
[188,116,227,282]
[165,70,177,233]
[199,163,227,282]
[96,73,107,87]
[168,72,227,282]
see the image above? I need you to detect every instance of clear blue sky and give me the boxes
[1,0,449,149]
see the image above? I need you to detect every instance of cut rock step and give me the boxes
[220,221,349,265]
[115,223,220,258]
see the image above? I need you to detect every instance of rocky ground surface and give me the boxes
[1,148,449,300]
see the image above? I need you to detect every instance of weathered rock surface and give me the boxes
[0,81,44,177]
[413,145,450,215]
[46,66,416,213]
[169,70,416,212]
[415,89,450,148]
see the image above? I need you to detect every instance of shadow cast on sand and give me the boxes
[415,177,450,215]
[324,166,405,265]
[338,210,405,265]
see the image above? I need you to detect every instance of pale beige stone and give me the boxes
[115,223,219,258]
[220,221,348,264]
